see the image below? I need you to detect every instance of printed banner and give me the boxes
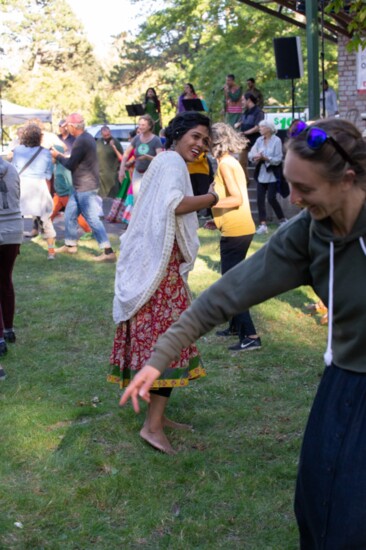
[357,46,366,94]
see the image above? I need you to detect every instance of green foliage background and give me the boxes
[1,0,363,128]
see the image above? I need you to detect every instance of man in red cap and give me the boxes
[51,113,116,262]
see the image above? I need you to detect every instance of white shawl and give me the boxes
[113,151,200,323]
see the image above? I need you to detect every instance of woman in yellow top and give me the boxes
[208,122,261,351]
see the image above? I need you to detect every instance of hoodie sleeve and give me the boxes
[148,211,313,373]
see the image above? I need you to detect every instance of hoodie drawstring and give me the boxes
[324,242,334,366]
[359,236,366,256]
[324,237,366,366]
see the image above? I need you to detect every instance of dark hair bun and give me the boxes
[165,111,211,149]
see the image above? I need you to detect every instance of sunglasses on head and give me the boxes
[289,120,353,165]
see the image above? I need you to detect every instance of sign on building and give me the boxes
[357,47,366,94]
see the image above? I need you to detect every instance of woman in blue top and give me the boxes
[12,124,56,259]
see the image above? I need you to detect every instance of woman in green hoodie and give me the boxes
[120,118,366,548]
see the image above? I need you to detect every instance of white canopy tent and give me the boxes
[0,99,52,125]
[0,99,53,151]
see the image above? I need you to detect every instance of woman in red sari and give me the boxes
[109,112,219,455]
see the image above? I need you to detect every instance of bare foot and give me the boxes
[140,426,176,455]
[163,417,193,431]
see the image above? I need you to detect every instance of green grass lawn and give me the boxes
[0,225,326,549]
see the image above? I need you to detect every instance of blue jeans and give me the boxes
[64,190,111,248]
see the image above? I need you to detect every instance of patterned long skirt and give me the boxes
[108,241,206,389]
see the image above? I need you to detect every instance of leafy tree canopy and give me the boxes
[0,0,352,127]
[1,0,98,75]
[110,0,337,119]
[326,0,366,51]
[0,0,103,121]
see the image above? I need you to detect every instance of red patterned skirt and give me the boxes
[108,241,206,389]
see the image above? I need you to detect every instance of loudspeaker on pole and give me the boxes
[273,36,304,80]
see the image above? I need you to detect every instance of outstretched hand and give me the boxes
[119,365,161,412]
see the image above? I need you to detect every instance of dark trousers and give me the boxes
[220,235,256,338]
[238,147,250,187]
[295,364,366,549]
[190,173,212,218]
[190,174,211,197]
[257,180,285,223]
[0,244,20,337]
[151,388,173,398]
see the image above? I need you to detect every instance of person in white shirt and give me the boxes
[321,80,339,117]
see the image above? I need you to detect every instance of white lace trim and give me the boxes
[113,151,199,323]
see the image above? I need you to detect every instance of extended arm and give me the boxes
[212,162,243,209]
[110,139,124,162]
[175,188,218,214]
[53,140,85,171]
[121,213,313,409]
[118,144,134,181]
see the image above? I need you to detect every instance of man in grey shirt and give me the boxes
[51,113,116,262]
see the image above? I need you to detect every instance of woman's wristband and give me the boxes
[208,191,219,206]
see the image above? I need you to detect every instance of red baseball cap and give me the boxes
[65,113,84,125]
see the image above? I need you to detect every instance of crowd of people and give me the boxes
[0,112,126,375]
[3,72,359,547]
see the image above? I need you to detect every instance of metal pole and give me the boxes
[320,0,326,118]
[306,0,320,120]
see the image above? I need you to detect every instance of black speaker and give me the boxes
[273,37,304,80]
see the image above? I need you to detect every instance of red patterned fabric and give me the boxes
[109,241,206,388]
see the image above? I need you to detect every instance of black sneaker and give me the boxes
[216,328,239,337]
[0,341,7,357]
[4,330,16,343]
[0,365,6,380]
[228,337,262,351]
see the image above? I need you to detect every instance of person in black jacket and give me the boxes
[235,93,264,184]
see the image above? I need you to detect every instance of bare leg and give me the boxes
[46,237,56,259]
[43,217,56,258]
[140,393,176,455]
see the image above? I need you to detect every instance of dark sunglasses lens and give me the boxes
[307,127,327,150]
[289,119,307,137]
